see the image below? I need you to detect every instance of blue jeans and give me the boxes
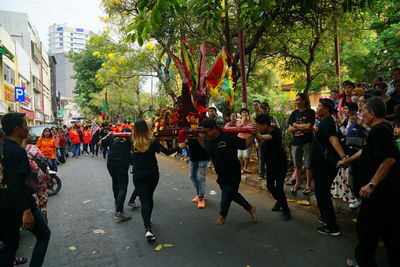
[189,160,208,197]
[72,143,81,157]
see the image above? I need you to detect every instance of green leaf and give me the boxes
[137,0,150,10]
[138,36,144,46]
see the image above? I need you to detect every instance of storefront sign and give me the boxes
[35,112,44,121]
[4,83,15,102]
[20,107,35,120]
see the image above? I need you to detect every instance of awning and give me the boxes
[56,108,66,118]
[0,46,14,60]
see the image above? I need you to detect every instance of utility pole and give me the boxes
[334,4,341,91]
[236,0,247,108]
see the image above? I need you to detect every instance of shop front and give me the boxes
[20,107,35,125]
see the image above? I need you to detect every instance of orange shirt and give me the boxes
[36,137,56,159]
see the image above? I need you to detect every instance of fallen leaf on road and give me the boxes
[163,244,174,247]
[154,244,163,251]
[297,200,311,206]
[209,190,217,195]
[164,173,170,176]
[287,199,295,202]
[68,246,77,251]
[126,246,130,250]
[92,229,105,234]
[173,188,178,191]
[92,251,96,254]
[352,219,357,223]
[246,265,251,267]
[217,251,222,254]
[83,200,91,204]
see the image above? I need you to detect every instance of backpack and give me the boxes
[346,123,367,148]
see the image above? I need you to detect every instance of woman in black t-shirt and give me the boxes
[311,98,347,236]
[131,120,178,241]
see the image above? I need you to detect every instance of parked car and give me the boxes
[29,124,57,144]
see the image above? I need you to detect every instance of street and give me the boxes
[17,155,389,267]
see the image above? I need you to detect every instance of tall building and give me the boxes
[48,23,94,54]
[48,23,94,124]
[0,10,53,124]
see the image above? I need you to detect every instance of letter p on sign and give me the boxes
[14,87,25,102]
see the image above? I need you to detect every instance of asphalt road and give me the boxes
[17,154,389,267]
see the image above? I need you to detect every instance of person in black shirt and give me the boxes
[0,113,51,267]
[99,122,112,159]
[179,138,209,209]
[338,97,400,267]
[254,114,291,221]
[288,93,315,194]
[197,118,257,225]
[100,127,133,221]
[311,99,347,236]
[131,120,178,241]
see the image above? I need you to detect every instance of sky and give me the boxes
[0,0,105,50]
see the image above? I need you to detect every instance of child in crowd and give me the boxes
[394,121,400,152]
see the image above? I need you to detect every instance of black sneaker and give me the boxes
[114,212,131,221]
[282,210,291,221]
[271,202,282,212]
[317,226,341,236]
[318,216,327,225]
[145,230,156,241]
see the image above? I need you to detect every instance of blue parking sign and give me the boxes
[14,87,25,102]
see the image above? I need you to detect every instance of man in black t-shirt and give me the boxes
[0,113,51,266]
[288,93,315,194]
[197,118,257,225]
[338,97,400,267]
[254,114,291,221]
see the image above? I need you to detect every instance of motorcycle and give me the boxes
[47,168,62,196]
[43,157,62,196]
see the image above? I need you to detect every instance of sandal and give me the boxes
[346,259,359,267]
[14,257,27,265]
[303,187,313,195]
[286,176,296,185]
[290,186,301,193]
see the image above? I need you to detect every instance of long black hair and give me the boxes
[41,128,52,138]
[297,93,311,108]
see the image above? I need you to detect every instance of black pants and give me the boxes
[0,207,51,267]
[219,179,251,217]
[129,188,138,203]
[102,146,108,159]
[83,144,90,154]
[90,143,99,156]
[314,162,339,231]
[107,162,129,213]
[266,159,289,211]
[133,170,159,228]
[355,198,400,267]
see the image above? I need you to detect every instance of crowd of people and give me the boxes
[0,69,399,267]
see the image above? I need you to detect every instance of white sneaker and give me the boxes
[349,199,361,209]
[145,230,156,241]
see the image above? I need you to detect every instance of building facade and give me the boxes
[49,23,94,124]
[0,10,54,125]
